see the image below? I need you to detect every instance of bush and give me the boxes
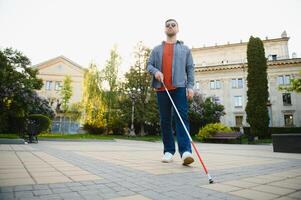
[27,114,51,135]
[110,117,126,135]
[242,127,301,139]
[197,123,232,141]
[83,124,106,135]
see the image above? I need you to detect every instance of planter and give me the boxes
[272,134,301,153]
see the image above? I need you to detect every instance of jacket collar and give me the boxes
[161,40,184,45]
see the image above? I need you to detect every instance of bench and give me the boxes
[208,132,243,143]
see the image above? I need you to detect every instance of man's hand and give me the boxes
[155,71,164,82]
[187,88,194,100]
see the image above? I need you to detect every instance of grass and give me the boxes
[38,133,162,142]
[1,132,271,144]
[0,134,20,139]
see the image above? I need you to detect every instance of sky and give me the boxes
[1,0,301,76]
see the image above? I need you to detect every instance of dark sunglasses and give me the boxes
[165,23,176,28]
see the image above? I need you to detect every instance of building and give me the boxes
[192,31,301,127]
[32,56,86,133]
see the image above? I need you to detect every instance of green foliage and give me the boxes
[67,102,82,121]
[123,42,152,135]
[279,71,301,93]
[28,114,51,135]
[60,75,73,112]
[245,36,269,138]
[242,126,301,139]
[81,63,106,129]
[0,48,54,133]
[101,46,122,134]
[83,124,106,135]
[0,134,20,139]
[189,93,225,135]
[197,123,232,141]
[109,110,127,135]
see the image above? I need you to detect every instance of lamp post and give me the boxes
[126,87,140,136]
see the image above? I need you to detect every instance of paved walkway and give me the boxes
[0,140,300,200]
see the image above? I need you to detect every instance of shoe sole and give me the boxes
[162,159,173,163]
[183,156,194,165]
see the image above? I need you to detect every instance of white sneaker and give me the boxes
[182,152,194,165]
[161,152,173,163]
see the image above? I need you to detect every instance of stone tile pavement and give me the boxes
[0,140,300,200]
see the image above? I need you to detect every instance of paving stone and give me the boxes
[33,184,50,190]
[0,186,14,193]
[201,183,242,192]
[14,191,34,198]
[230,189,279,200]
[51,187,72,194]
[39,194,63,200]
[251,185,296,195]
[33,189,53,196]
[14,185,33,192]
[288,191,301,199]
[0,192,14,200]
[1,140,301,200]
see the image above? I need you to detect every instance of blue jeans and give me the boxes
[156,87,192,157]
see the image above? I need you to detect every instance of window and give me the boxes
[278,75,291,85]
[284,114,294,127]
[216,80,221,89]
[234,96,243,107]
[210,80,221,89]
[284,75,291,85]
[232,78,243,88]
[272,55,277,61]
[45,81,52,90]
[277,76,284,85]
[232,79,237,88]
[195,81,200,89]
[282,93,292,106]
[237,78,243,88]
[210,80,215,89]
[211,96,221,104]
[55,81,62,91]
[235,116,243,127]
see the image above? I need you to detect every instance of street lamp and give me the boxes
[126,87,140,136]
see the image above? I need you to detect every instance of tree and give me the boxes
[124,42,151,136]
[0,48,54,133]
[81,63,106,133]
[102,46,121,133]
[245,36,269,138]
[189,93,225,135]
[279,71,301,93]
[60,75,73,112]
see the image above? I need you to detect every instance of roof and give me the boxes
[195,58,301,72]
[192,37,290,51]
[32,55,87,72]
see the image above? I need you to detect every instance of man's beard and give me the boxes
[166,32,176,37]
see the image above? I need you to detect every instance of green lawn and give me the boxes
[0,134,20,139]
[38,133,162,142]
[1,133,271,144]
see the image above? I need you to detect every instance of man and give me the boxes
[147,19,195,165]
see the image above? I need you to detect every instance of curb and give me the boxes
[0,138,25,144]
[37,138,116,142]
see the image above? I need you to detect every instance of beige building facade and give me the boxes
[192,32,301,127]
[32,56,86,133]
[33,56,86,111]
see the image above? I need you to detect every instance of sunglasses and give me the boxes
[165,23,176,28]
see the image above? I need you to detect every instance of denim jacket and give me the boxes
[147,40,195,89]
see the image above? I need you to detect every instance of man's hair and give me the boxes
[165,19,178,26]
